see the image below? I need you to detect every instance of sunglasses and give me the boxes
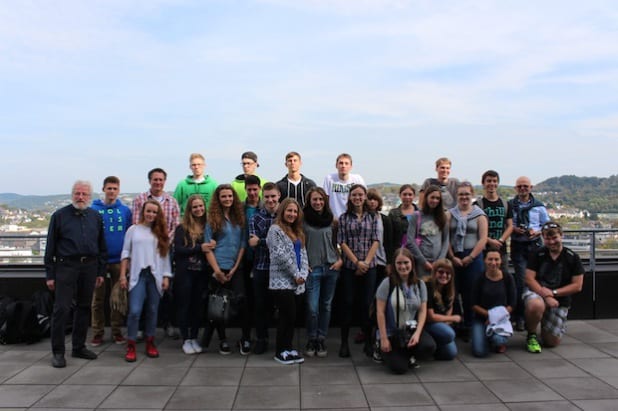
[542,222,560,231]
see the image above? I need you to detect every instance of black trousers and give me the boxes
[51,260,97,355]
[272,289,296,354]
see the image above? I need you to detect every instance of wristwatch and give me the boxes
[552,289,558,297]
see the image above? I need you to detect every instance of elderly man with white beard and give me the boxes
[44,180,107,368]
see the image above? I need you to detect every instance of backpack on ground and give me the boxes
[31,290,54,338]
[0,299,42,345]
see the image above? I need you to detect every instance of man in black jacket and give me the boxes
[45,180,107,368]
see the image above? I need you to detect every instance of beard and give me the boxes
[72,201,88,210]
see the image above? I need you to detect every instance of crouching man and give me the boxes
[523,221,584,353]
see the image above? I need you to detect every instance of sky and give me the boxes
[1,0,617,196]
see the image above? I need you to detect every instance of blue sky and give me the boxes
[1,0,616,195]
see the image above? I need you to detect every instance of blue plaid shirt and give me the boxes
[249,207,276,271]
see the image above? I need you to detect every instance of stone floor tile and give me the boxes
[64,364,133,385]
[166,386,237,410]
[301,384,366,409]
[439,404,509,411]
[484,378,563,402]
[235,385,300,409]
[465,361,533,380]
[573,399,618,411]
[506,401,582,411]
[1,350,49,363]
[4,365,78,385]
[301,365,359,385]
[571,358,618,377]
[0,385,54,408]
[414,360,476,382]
[192,353,248,367]
[0,362,27,383]
[422,381,500,405]
[542,377,618,400]
[505,347,562,361]
[363,383,433,408]
[98,386,176,409]
[517,358,590,379]
[34,384,115,408]
[241,366,299,386]
[551,343,611,359]
[181,366,243,386]
[355,365,420,384]
[591,342,618,358]
[122,365,188,386]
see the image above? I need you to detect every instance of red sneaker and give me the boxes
[113,334,126,344]
[125,340,137,362]
[146,336,159,358]
[90,335,104,347]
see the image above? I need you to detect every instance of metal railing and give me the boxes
[2,229,617,265]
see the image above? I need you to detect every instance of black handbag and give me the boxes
[207,287,238,324]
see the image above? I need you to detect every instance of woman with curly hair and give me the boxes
[120,199,172,362]
[203,184,249,355]
[173,195,215,355]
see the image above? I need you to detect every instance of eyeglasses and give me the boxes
[542,222,560,231]
[436,269,452,276]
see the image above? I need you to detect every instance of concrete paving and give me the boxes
[1,320,618,410]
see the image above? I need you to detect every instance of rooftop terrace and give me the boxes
[1,322,618,410]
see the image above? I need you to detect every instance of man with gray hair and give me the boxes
[45,181,107,368]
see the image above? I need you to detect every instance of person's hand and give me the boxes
[357,261,369,274]
[201,240,216,252]
[408,331,420,347]
[329,258,343,271]
[545,296,560,308]
[213,271,228,284]
[248,234,259,247]
[119,275,128,290]
[380,336,391,353]
[95,276,105,288]
[46,279,55,292]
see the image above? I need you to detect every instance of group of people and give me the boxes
[44,152,584,374]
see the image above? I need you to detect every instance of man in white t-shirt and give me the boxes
[322,153,365,217]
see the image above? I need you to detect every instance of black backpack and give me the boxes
[0,298,42,345]
[31,290,54,338]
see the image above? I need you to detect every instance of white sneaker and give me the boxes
[191,339,202,354]
[288,349,305,364]
[183,340,196,355]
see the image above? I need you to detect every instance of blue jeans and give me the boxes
[305,264,339,340]
[454,250,484,328]
[425,322,457,360]
[471,318,509,357]
[127,268,161,341]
